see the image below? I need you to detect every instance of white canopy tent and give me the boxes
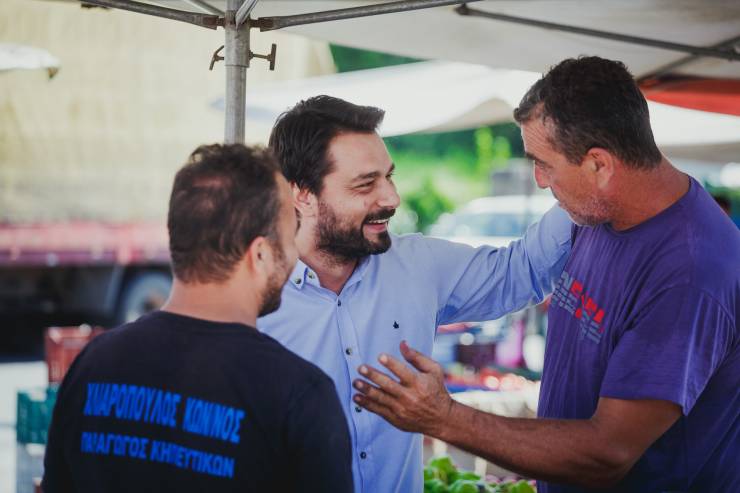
[208,60,740,162]
[48,0,740,142]
[243,0,740,81]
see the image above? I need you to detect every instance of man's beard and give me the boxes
[258,242,289,317]
[316,199,395,262]
[561,195,612,227]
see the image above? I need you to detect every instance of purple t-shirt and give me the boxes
[538,178,739,493]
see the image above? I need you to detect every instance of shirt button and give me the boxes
[345,348,352,356]
[308,272,316,279]
[355,406,362,413]
[337,300,342,306]
[360,451,367,459]
[294,278,302,285]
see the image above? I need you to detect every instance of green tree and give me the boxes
[330,45,421,72]
[403,177,455,233]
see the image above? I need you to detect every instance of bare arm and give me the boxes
[353,342,680,489]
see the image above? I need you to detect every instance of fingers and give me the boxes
[353,379,396,409]
[376,353,416,385]
[357,364,405,397]
[400,340,439,373]
[352,393,396,424]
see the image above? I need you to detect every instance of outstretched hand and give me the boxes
[353,341,454,435]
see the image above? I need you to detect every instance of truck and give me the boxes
[0,0,334,341]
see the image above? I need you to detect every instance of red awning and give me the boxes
[641,77,740,117]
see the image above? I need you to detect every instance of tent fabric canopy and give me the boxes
[60,0,740,115]
[229,60,740,162]
[55,1,740,78]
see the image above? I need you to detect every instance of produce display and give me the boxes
[445,364,536,392]
[424,456,536,493]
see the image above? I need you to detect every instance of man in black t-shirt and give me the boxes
[42,144,353,493]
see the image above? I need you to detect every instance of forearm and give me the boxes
[433,402,631,488]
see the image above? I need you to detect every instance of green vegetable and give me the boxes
[449,479,479,493]
[449,471,481,483]
[476,482,495,493]
[424,455,536,492]
[425,466,442,482]
[429,457,457,475]
[425,478,450,493]
[428,456,457,484]
[508,480,536,493]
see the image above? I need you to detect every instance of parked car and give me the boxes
[429,194,557,248]
[431,194,557,373]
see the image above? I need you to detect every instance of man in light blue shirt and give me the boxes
[259,95,571,493]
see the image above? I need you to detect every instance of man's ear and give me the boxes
[292,183,318,219]
[583,147,616,190]
[244,236,272,277]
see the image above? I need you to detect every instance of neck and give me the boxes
[295,224,358,295]
[161,279,259,328]
[609,157,689,231]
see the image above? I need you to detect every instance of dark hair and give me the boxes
[514,56,662,169]
[268,95,385,195]
[168,144,281,284]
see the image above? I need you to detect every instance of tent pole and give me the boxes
[254,0,479,31]
[224,0,249,143]
[456,5,740,62]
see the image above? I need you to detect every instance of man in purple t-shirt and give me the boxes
[351,56,739,492]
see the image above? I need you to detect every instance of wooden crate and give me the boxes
[44,325,104,384]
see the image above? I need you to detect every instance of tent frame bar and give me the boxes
[253,0,481,31]
[80,0,221,28]
[182,0,223,16]
[456,5,740,62]
[638,35,740,82]
[235,0,258,27]
[77,0,486,142]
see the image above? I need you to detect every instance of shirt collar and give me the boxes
[344,255,372,290]
[289,255,374,291]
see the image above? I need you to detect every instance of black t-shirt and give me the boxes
[42,310,353,493]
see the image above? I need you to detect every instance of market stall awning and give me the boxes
[641,77,740,116]
[49,1,740,77]
[44,0,740,134]
[213,60,740,162]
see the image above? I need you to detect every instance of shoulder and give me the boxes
[260,333,336,389]
[70,320,139,360]
[386,232,476,259]
[676,185,740,294]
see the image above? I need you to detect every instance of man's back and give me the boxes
[42,310,353,493]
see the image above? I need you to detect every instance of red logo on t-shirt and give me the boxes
[552,271,606,344]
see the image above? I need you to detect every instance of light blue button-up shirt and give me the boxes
[258,205,572,493]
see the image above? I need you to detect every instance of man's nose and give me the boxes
[377,179,401,209]
[534,166,550,189]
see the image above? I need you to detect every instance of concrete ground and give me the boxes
[0,361,47,493]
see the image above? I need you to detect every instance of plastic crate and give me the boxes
[16,386,58,445]
[16,442,45,493]
[45,325,104,384]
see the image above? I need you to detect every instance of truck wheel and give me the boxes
[115,271,171,325]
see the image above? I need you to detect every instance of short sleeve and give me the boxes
[283,376,354,493]
[600,285,734,414]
